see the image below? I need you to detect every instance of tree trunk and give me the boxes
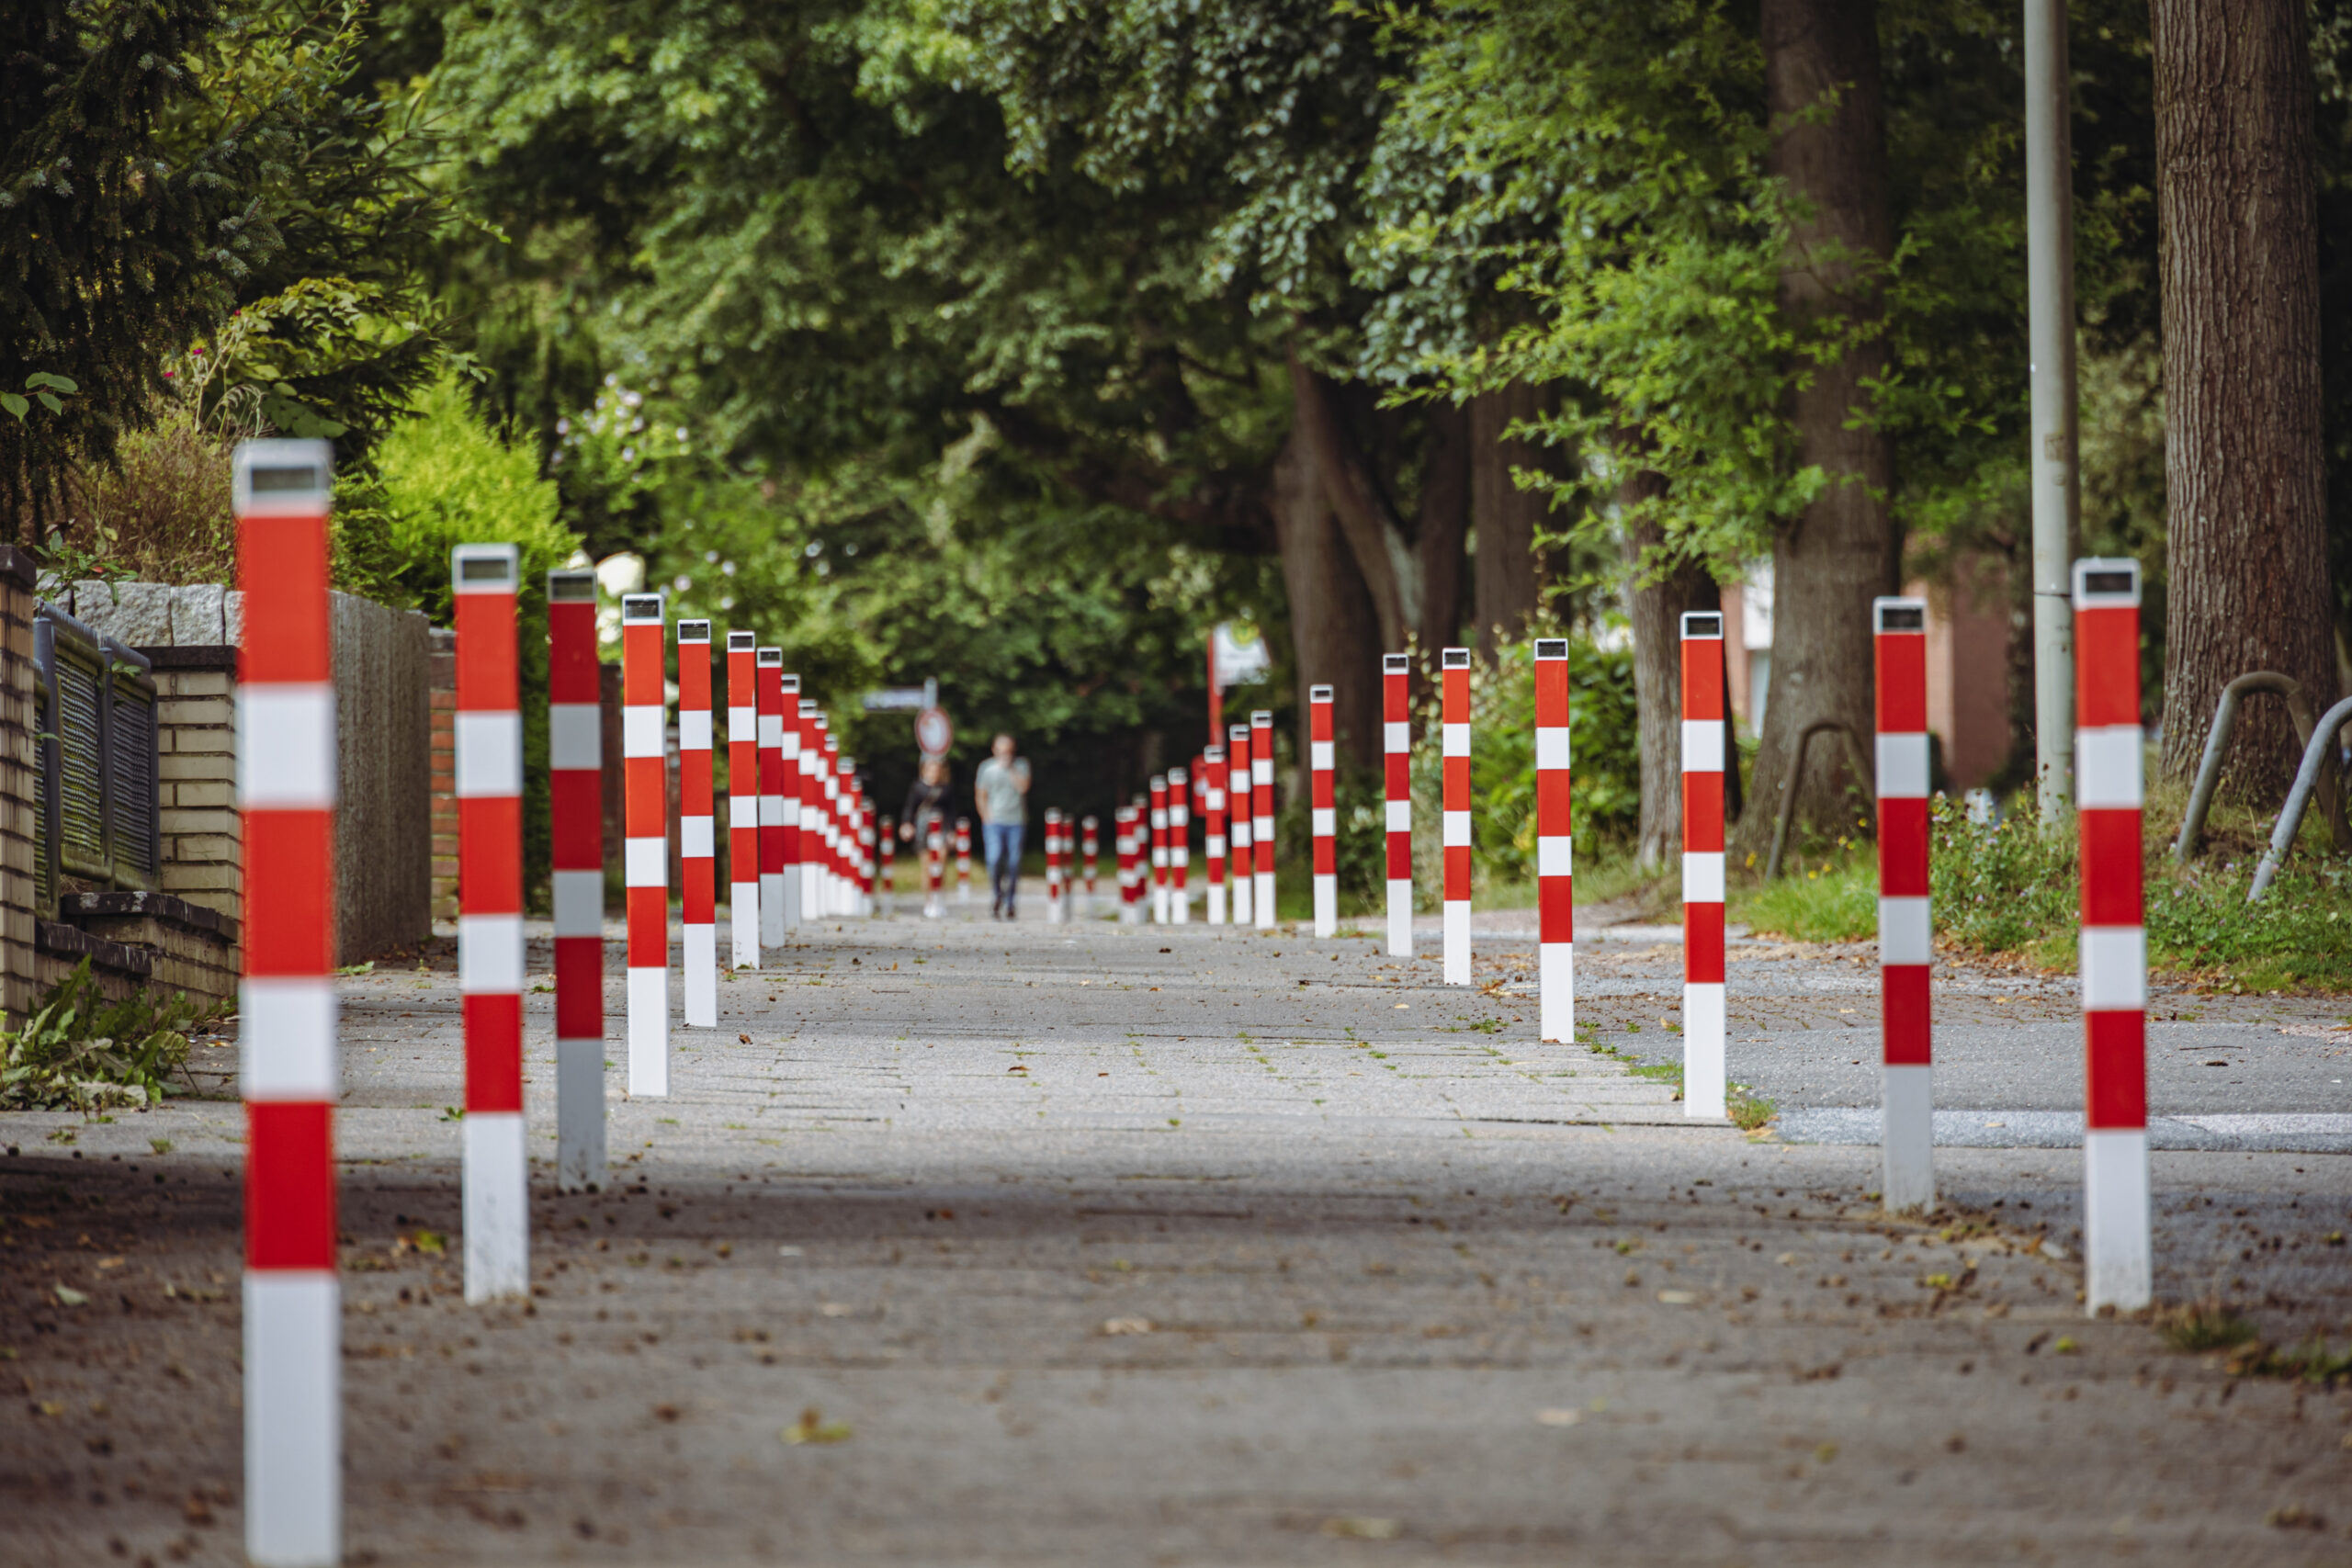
[2153,0,2337,797]
[1272,429,1385,773]
[1735,0,1900,864]
[1417,398,1471,655]
[1287,346,1420,654]
[1629,491,1722,870]
[1470,383,1559,654]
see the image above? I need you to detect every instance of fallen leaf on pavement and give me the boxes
[1321,1517,1400,1540]
[1100,1316,1153,1336]
[782,1407,852,1445]
[52,1285,86,1307]
[1656,1290,1698,1305]
[1533,1408,1580,1427]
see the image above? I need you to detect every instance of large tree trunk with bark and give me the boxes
[1288,348,1421,655]
[1417,399,1471,655]
[2153,0,2337,797]
[1470,383,1559,654]
[1735,0,1900,865]
[1628,491,1723,870]
[1272,430,1386,774]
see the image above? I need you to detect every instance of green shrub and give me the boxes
[0,963,203,1112]
[1737,793,2352,989]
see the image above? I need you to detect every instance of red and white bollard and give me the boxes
[677,620,717,1027]
[1533,640,1573,1043]
[1116,806,1140,922]
[1168,764,1191,922]
[1680,611,1726,1119]
[799,700,823,923]
[956,816,973,902]
[877,811,896,916]
[859,794,876,915]
[727,633,760,968]
[811,720,834,914]
[1046,807,1066,922]
[1310,685,1336,938]
[1384,653,1412,956]
[1227,722,1254,927]
[1873,598,1934,1211]
[2075,558,2150,1312]
[1148,774,1170,923]
[233,440,340,1565]
[549,570,605,1190]
[1204,744,1228,924]
[925,814,946,918]
[836,749,856,915]
[622,592,670,1097]
[454,544,527,1303]
[854,763,869,916]
[1441,649,1473,983]
[756,649,789,945]
[1251,709,1276,927]
[1081,814,1100,915]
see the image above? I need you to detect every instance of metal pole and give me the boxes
[2027,0,2080,825]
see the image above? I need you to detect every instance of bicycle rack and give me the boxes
[1761,717,1875,882]
[2174,671,2346,862]
[2246,694,2352,901]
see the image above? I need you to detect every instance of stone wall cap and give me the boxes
[139,644,239,671]
[60,889,238,945]
[36,920,157,978]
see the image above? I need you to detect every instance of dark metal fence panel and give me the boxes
[105,639,158,889]
[51,617,108,882]
[32,603,166,912]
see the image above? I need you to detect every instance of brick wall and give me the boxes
[149,649,242,930]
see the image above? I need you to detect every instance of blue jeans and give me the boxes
[984,822,1024,909]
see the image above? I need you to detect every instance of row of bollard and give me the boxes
[233,426,2153,1568]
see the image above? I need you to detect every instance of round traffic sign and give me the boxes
[916,705,953,758]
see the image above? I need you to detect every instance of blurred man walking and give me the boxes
[975,733,1031,919]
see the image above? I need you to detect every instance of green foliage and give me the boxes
[370,371,580,905]
[2,0,264,535]
[1736,794,2352,990]
[374,372,575,610]
[0,963,201,1112]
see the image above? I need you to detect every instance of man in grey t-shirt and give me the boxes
[974,733,1032,918]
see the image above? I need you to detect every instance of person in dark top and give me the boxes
[900,758,953,849]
